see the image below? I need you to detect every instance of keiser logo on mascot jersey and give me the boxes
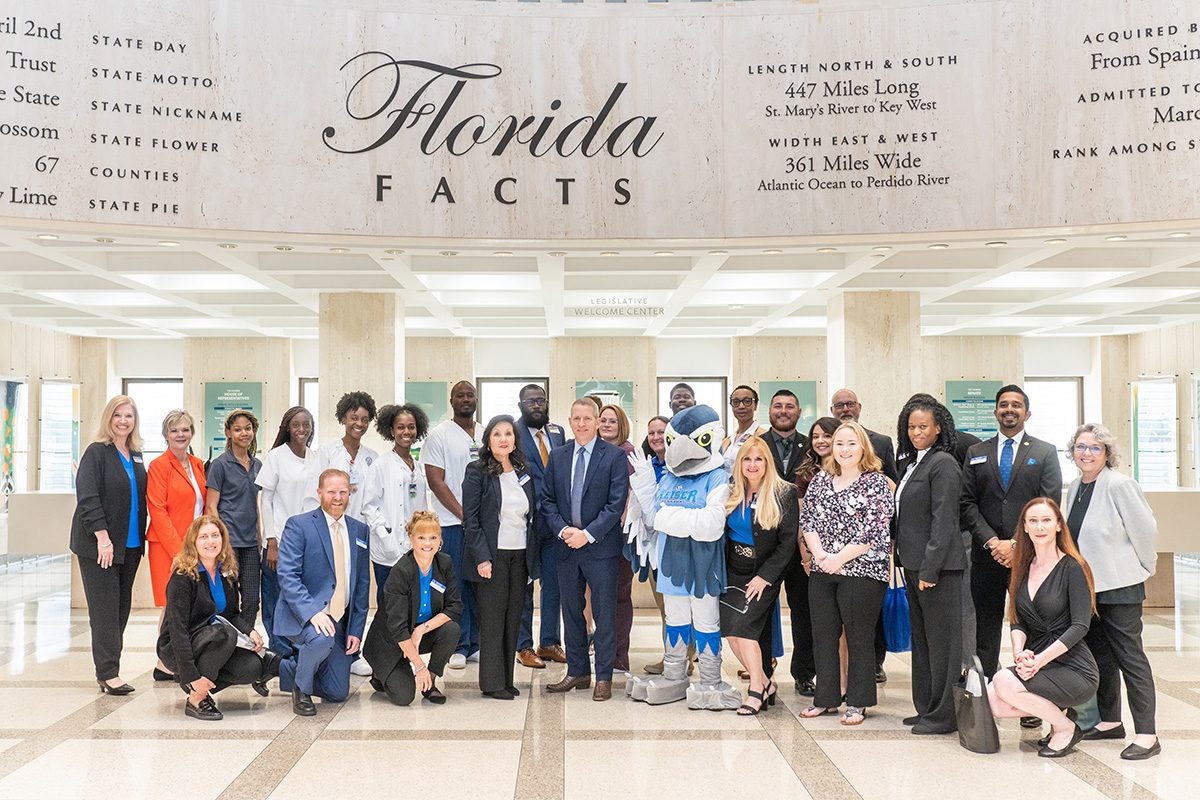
[625,405,743,711]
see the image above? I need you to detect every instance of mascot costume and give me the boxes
[625,405,741,710]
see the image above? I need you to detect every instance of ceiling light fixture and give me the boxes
[274,245,294,251]
[600,251,619,256]
[816,247,837,253]
[36,234,59,240]
[493,251,513,257]
[928,243,950,250]
[158,240,180,247]
[440,250,458,256]
[1168,231,1190,238]
[94,237,114,244]
[547,251,567,257]
[217,242,238,249]
[330,247,349,253]
[653,250,674,257]
[872,254,887,259]
[984,241,1007,247]
[1043,238,1067,244]
[872,246,893,252]
[1104,235,1127,242]
[763,248,783,255]
[384,248,405,254]
[707,250,728,256]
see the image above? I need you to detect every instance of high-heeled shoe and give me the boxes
[737,688,767,716]
[765,679,777,707]
[97,679,135,695]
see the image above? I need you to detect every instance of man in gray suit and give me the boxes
[960,385,1062,682]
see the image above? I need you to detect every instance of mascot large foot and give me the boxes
[629,625,690,705]
[686,633,742,711]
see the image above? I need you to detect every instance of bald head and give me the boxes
[830,388,862,423]
[450,381,477,420]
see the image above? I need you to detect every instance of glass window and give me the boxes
[1024,377,1083,483]
[1132,378,1177,488]
[478,378,547,425]
[299,378,319,442]
[657,377,728,429]
[38,382,80,491]
[122,379,184,462]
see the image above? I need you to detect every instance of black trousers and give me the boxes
[1086,600,1157,735]
[78,548,142,681]
[906,568,963,732]
[233,545,261,629]
[809,572,887,708]
[190,624,266,693]
[475,549,529,693]
[782,553,815,683]
[378,621,460,706]
[970,553,1009,677]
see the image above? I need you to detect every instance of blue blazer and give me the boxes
[539,438,629,560]
[275,508,371,641]
[516,421,566,540]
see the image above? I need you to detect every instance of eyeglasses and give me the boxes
[832,401,860,410]
[1073,443,1104,455]
[520,398,547,407]
[729,398,756,407]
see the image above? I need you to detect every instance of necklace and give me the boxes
[1074,480,1095,505]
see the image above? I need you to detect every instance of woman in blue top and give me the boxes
[69,395,148,695]
[719,436,798,715]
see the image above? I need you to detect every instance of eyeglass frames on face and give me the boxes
[1073,444,1104,455]
[729,397,756,407]
[832,401,860,410]
[520,398,547,407]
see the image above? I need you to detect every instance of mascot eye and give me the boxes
[696,432,713,448]
[665,434,674,445]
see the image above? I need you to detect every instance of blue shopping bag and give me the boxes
[883,564,911,653]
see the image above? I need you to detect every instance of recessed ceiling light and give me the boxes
[872,254,888,258]
[1105,235,1127,242]
[274,245,294,251]
[600,251,619,256]
[653,250,674,257]
[440,250,458,256]
[217,242,238,249]
[547,251,567,257]
[36,234,58,240]
[763,249,784,255]
[158,240,180,247]
[384,248,405,254]
[330,247,349,253]
[1043,238,1067,244]
[816,247,837,253]
[492,251,513,257]
[94,237,114,244]
[984,241,1007,247]
[707,250,728,256]
[928,243,950,250]
[1168,231,1190,238]
[872,246,893,252]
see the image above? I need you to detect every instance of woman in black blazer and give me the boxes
[894,397,964,735]
[463,414,539,699]
[157,515,280,721]
[69,395,149,695]
[363,511,463,706]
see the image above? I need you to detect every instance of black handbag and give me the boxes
[954,656,1000,754]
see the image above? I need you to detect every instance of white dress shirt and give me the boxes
[497,471,529,550]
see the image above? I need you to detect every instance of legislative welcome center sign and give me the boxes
[1,0,1198,240]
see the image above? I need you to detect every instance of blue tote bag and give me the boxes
[883,563,911,653]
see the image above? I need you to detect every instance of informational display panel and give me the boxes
[945,380,1003,439]
[1132,378,1178,488]
[203,381,262,461]
[576,380,636,426]
[1,0,1198,240]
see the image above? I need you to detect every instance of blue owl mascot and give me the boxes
[625,405,741,710]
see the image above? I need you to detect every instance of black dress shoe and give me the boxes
[796,679,817,697]
[97,679,135,696]
[1038,708,1079,747]
[1120,740,1161,760]
[292,687,317,716]
[1020,716,1043,728]
[1038,723,1084,758]
[153,667,176,682]
[875,667,887,684]
[252,650,282,697]
[482,689,515,700]
[506,686,521,697]
[1082,723,1126,741]
[423,684,447,704]
[902,715,921,726]
[912,723,956,735]
[185,696,223,721]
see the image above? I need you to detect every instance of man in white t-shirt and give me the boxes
[420,380,482,668]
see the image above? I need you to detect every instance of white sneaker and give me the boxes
[448,653,467,669]
[350,659,373,677]
[467,650,481,663]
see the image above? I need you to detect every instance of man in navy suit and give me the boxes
[275,469,371,716]
[540,398,629,701]
[514,384,568,669]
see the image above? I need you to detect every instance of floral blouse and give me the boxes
[799,470,893,582]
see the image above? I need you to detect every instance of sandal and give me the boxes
[765,679,777,707]
[840,706,866,726]
[800,705,840,718]
[737,688,766,716]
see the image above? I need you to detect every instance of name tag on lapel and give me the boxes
[132,455,144,464]
[355,538,368,550]
[517,473,531,486]
[970,455,987,465]
[430,579,446,593]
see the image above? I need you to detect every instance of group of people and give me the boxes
[69,380,1162,760]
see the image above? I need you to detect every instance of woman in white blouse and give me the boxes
[317,391,379,522]
[362,403,431,602]
[462,415,538,700]
[254,406,320,658]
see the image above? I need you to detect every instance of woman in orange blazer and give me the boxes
[147,409,207,680]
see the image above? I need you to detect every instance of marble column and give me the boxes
[826,291,921,427]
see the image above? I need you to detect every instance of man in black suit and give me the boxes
[960,384,1062,681]
[539,398,630,701]
[765,389,816,695]
[514,384,568,669]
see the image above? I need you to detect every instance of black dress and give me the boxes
[1008,556,1099,707]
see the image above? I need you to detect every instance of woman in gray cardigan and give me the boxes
[1064,423,1159,760]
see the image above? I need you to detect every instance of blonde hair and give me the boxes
[406,510,443,541]
[161,409,195,440]
[826,421,882,476]
[172,515,238,581]
[599,403,631,446]
[94,395,144,451]
[724,436,785,530]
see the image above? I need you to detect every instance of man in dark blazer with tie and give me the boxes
[514,384,568,669]
[539,398,629,701]
[960,385,1062,681]
[275,469,371,716]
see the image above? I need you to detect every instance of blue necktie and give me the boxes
[999,438,1014,490]
[570,446,587,528]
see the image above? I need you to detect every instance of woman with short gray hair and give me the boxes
[1064,422,1160,760]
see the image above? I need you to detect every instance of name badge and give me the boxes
[132,455,144,464]
[749,498,758,510]
[349,465,361,485]
[430,579,446,593]
[408,479,418,499]
[517,473,531,486]
[970,455,987,465]
[469,443,480,459]
[356,538,368,549]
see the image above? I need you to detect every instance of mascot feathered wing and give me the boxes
[626,405,742,710]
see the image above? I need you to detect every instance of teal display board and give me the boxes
[945,380,1003,439]
[575,380,635,423]
[204,382,263,461]
[404,381,450,428]
[756,381,819,434]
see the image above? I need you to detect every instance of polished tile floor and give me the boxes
[0,557,1196,800]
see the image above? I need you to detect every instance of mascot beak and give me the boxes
[665,435,711,474]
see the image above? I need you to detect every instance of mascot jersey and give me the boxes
[654,460,729,599]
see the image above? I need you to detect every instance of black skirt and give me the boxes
[719,540,779,639]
